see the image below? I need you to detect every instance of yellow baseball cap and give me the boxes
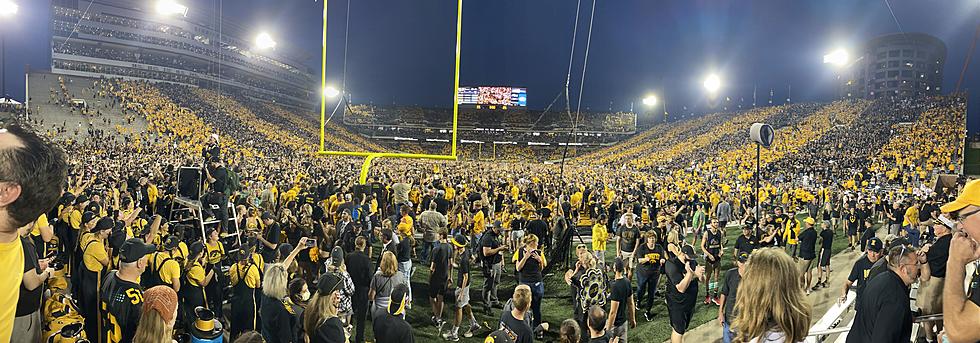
[941,180,980,213]
[804,217,815,225]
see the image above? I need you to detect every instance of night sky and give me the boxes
[2,0,978,130]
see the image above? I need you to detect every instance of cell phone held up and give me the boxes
[305,239,316,248]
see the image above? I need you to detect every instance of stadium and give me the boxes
[0,1,977,343]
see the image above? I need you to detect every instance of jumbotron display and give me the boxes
[458,86,528,107]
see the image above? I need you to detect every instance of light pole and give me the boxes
[0,0,19,100]
[823,48,850,99]
[750,123,774,222]
[642,94,657,126]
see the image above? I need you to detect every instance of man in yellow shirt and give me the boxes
[904,202,920,230]
[79,217,113,341]
[472,201,487,237]
[0,124,69,343]
[592,214,609,265]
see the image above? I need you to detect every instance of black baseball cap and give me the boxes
[119,238,156,263]
[317,272,342,295]
[94,217,115,232]
[82,211,98,226]
[681,244,696,257]
[261,212,274,221]
[867,237,884,253]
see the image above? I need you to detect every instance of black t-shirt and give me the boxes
[430,243,451,283]
[619,226,640,253]
[720,267,741,323]
[457,250,471,287]
[481,231,503,265]
[499,311,534,343]
[311,317,347,343]
[635,243,663,275]
[373,312,415,343]
[848,255,876,307]
[262,222,282,261]
[100,272,143,343]
[397,237,412,263]
[208,165,228,194]
[846,211,860,230]
[743,217,758,230]
[734,234,757,256]
[516,248,544,283]
[528,219,549,241]
[798,228,818,260]
[850,270,913,343]
[927,234,951,278]
[609,277,632,326]
[665,257,698,309]
[510,218,527,232]
[890,208,904,224]
[820,228,835,251]
[345,251,373,292]
[260,294,297,343]
[589,334,611,343]
[16,236,42,316]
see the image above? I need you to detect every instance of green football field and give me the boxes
[360,217,858,342]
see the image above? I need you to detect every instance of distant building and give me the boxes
[841,32,946,99]
[49,0,313,108]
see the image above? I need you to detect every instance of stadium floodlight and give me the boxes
[0,0,17,17]
[823,49,849,67]
[703,74,721,94]
[642,94,658,107]
[323,86,341,99]
[254,32,277,50]
[155,0,187,16]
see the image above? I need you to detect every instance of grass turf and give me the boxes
[361,217,861,342]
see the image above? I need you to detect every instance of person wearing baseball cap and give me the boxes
[939,179,980,342]
[840,237,884,311]
[305,272,347,343]
[373,283,414,343]
[76,216,114,340]
[229,242,265,338]
[718,252,749,342]
[664,244,704,341]
[100,238,156,343]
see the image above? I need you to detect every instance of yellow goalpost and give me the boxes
[316,0,463,184]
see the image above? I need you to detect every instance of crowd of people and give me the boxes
[0,75,973,343]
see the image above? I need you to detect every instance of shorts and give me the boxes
[916,277,944,314]
[819,249,831,267]
[798,258,813,273]
[847,227,857,236]
[621,251,636,270]
[511,230,525,244]
[429,278,448,299]
[705,256,721,277]
[612,322,629,343]
[668,304,694,334]
[455,286,470,308]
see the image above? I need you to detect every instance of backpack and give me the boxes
[42,293,88,343]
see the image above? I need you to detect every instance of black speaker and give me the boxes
[177,167,203,199]
[353,184,372,200]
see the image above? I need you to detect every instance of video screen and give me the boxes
[458,86,527,107]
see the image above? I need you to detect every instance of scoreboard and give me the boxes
[458,86,527,107]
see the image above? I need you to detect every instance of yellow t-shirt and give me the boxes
[154,252,181,286]
[0,238,24,343]
[206,241,225,265]
[69,209,83,230]
[903,207,919,227]
[592,224,608,252]
[81,233,108,272]
[472,211,486,235]
[397,215,414,237]
[31,213,49,237]
[230,254,264,288]
[187,263,206,287]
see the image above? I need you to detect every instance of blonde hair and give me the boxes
[303,291,339,340]
[733,248,812,343]
[524,234,539,246]
[380,251,398,277]
[579,251,596,270]
[132,308,171,343]
[262,263,289,300]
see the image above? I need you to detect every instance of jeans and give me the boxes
[483,262,502,305]
[636,271,660,312]
[523,281,544,326]
[723,319,735,343]
[398,260,413,303]
[420,240,434,265]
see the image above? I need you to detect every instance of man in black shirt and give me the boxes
[888,201,904,236]
[845,206,860,250]
[816,221,835,288]
[635,231,664,321]
[345,236,373,343]
[445,234,479,341]
[605,258,636,343]
[733,226,757,259]
[617,217,640,279]
[665,245,704,343]
[798,218,818,293]
[202,160,229,231]
[847,246,926,343]
[700,219,723,305]
[527,213,549,253]
[429,230,451,331]
[100,238,155,343]
[499,284,534,343]
[840,237,883,311]
[587,305,610,343]
[718,253,747,343]
[481,223,507,312]
[256,212,281,262]
[856,202,874,251]
[396,229,413,308]
[373,284,414,343]
[916,219,951,343]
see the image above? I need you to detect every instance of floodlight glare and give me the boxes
[323,86,341,98]
[642,95,658,107]
[0,0,17,17]
[703,74,721,94]
[155,0,187,16]
[823,49,849,67]
[255,32,277,50]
